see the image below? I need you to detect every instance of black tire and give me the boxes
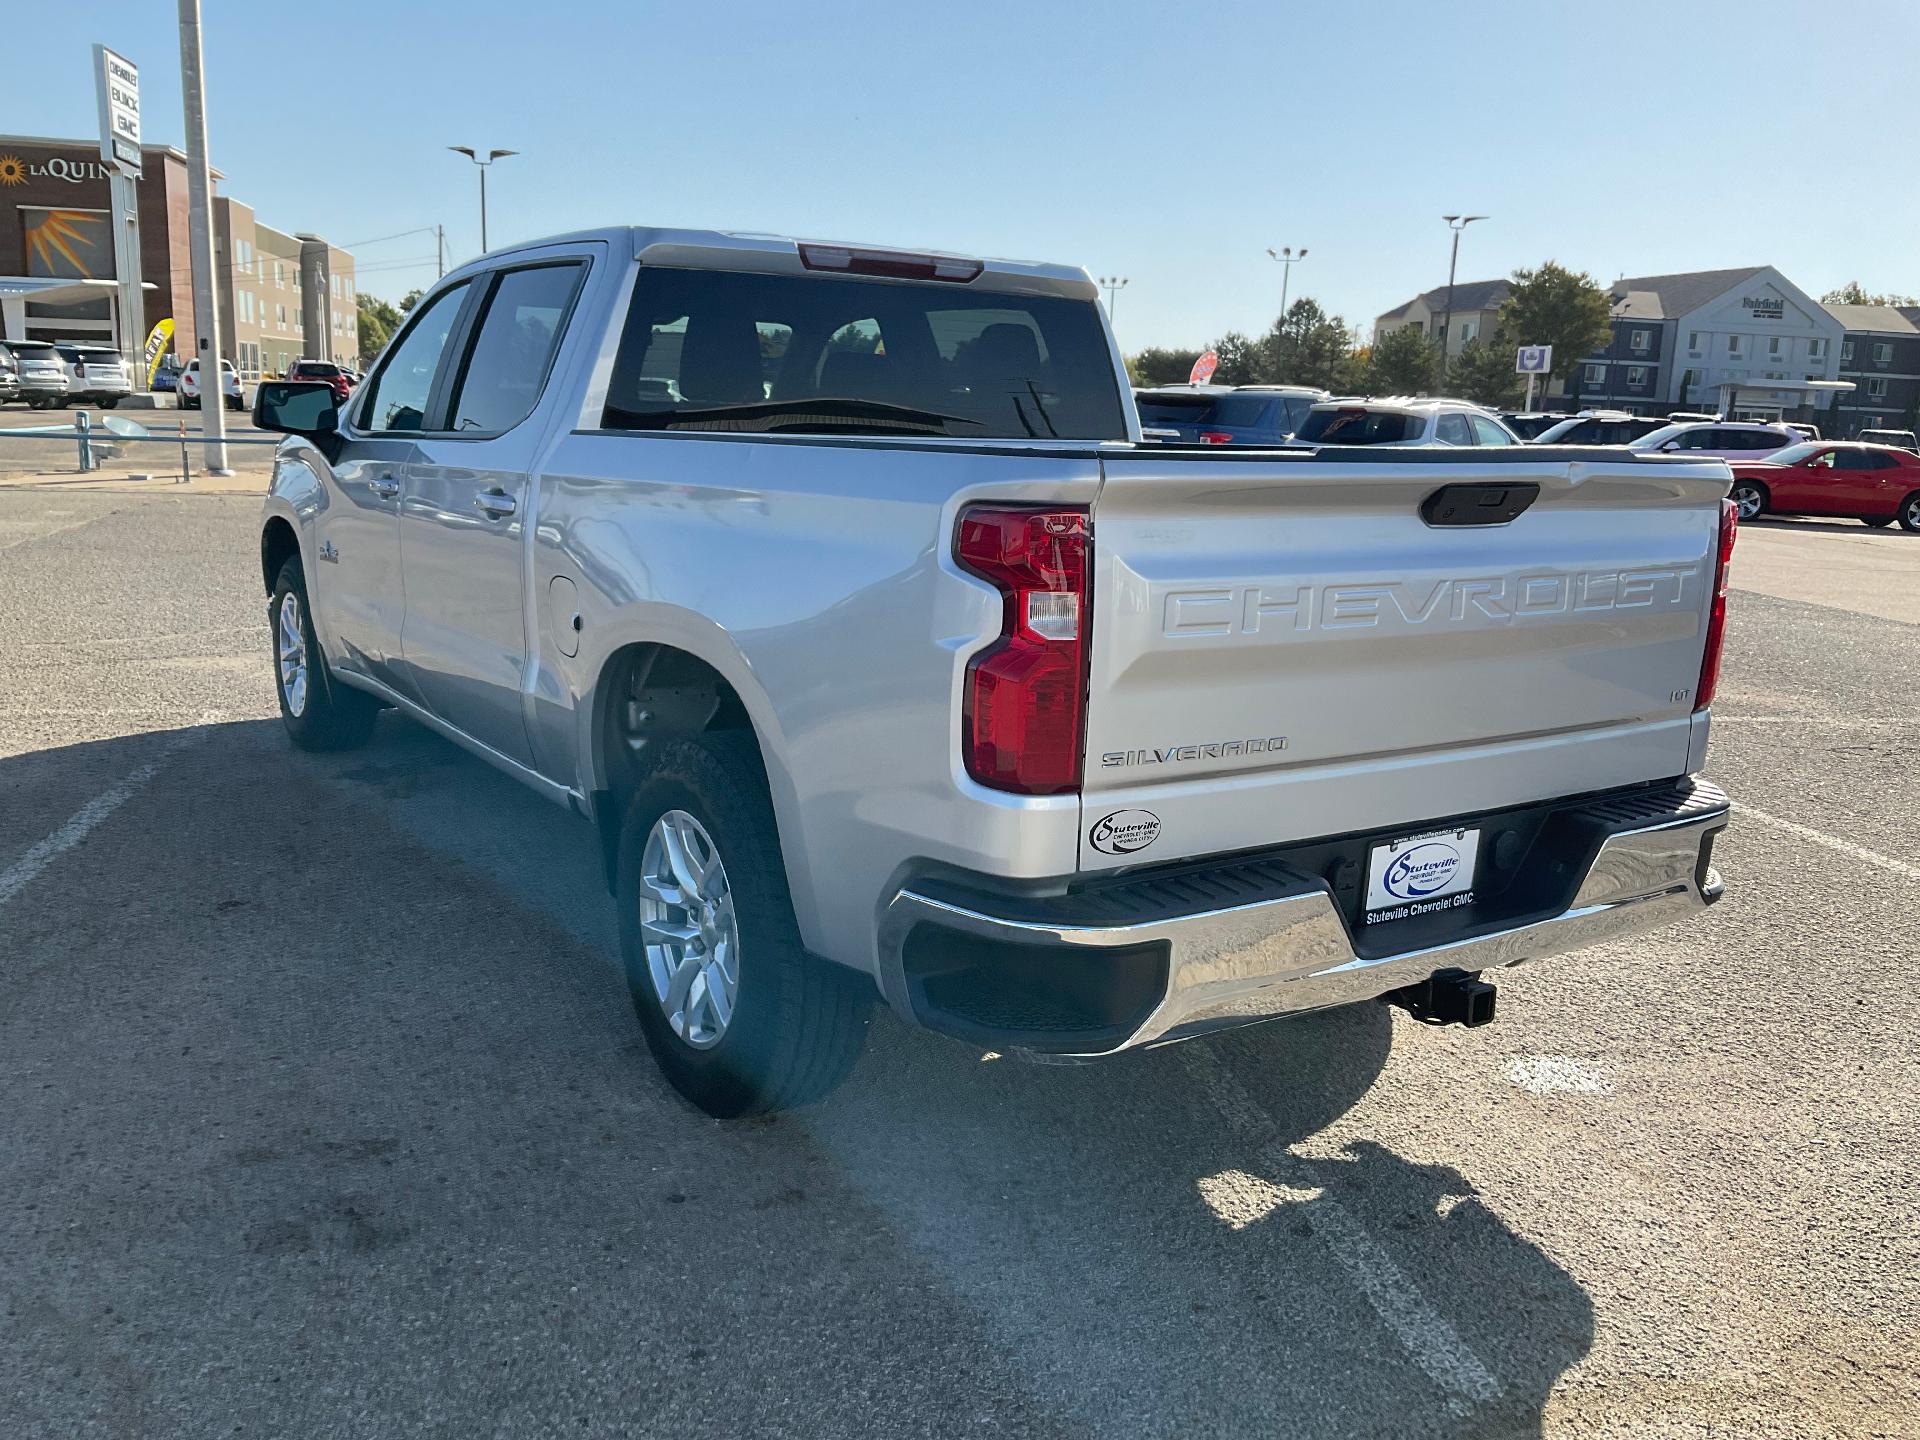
[615,732,870,1117]
[1729,479,1767,521]
[1864,516,1894,528]
[101,396,121,409]
[269,556,379,751]
[1901,493,1920,533]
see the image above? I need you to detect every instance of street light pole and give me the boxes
[1265,246,1307,324]
[448,147,518,254]
[1437,215,1486,389]
[177,0,230,475]
[1097,275,1129,326]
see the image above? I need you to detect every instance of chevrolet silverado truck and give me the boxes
[252,226,1735,1117]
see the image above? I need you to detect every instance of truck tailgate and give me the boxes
[1082,450,1729,872]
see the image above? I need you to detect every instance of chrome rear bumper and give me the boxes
[881,779,1729,1055]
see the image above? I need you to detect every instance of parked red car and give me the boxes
[1728,441,1920,531]
[285,359,354,406]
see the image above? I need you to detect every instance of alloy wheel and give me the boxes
[637,809,739,1049]
[278,591,309,718]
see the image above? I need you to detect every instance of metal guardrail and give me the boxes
[0,408,281,481]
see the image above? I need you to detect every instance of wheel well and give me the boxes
[590,643,755,889]
[261,517,299,594]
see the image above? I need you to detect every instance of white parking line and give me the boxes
[1730,801,1920,882]
[0,717,220,910]
[1182,1045,1504,1414]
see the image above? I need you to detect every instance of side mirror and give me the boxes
[1660,439,1683,452]
[253,380,339,438]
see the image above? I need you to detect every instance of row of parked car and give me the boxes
[0,341,359,413]
[1132,383,1920,530]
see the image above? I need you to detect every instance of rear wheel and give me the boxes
[1864,516,1894,528]
[615,732,870,1117]
[1730,480,1767,521]
[269,556,379,751]
[1901,493,1920,533]
[101,396,121,409]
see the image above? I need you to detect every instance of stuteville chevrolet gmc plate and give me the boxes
[253,226,1734,1115]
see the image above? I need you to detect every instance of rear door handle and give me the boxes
[368,472,399,499]
[474,488,517,518]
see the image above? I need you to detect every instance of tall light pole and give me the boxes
[177,0,230,474]
[1265,246,1308,325]
[1097,275,1128,325]
[1437,215,1487,388]
[448,147,517,254]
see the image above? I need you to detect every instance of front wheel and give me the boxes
[1729,480,1767,521]
[615,732,870,1117]
[1863,516,1894,528]
[269,556,379,751]
[1901,493,1920,533]
[101,396,121,409]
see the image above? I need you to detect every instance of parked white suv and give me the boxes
[1294,397,1520,446]
[180,357,246,411]
[54,343,132,408]
[1629,421,1797,461]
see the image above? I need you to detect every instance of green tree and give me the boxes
[1206,331,1261,386]
[1496,262,1614,390]
[1823,281,1918,307]
[398,287,424,315]
[1260,298,1356,390]
[1447,333,1524,408]
[1126,346,1203,387]
[1365,325,1440,394]
[356,292,405,360]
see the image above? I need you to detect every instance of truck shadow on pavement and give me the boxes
[0,715,1594,1440]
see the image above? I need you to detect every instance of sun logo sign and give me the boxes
[0,155,28,187]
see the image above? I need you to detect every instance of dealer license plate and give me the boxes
[1364,826,1481,924]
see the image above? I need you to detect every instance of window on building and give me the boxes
[1458,319,1476,344]
[1810,337,1827,360]
[1688,331,1702,354]
[1627,365,1649,388]
[1842,339,1855,365]
[1868,376,1889,400]
[1727,335,1746,358]
[1631,329,1650,353]
[1873,342,1893,365]
[1768,336,1783,357]
[1584,363,1605,386]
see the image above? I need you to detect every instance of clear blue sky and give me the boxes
[12,1,1918,350]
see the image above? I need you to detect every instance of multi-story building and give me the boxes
[1568,267,1841,422]
[1374,264,1844,421]
[1372,278,1511,357]
[1823,304,1920,437]
[0,132,356,380]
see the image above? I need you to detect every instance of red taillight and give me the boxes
[1695,497,1737,711]
[1198,431,1233,444]
[955,506,1090,795]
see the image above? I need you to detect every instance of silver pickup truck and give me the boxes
[254,226,1734,1116]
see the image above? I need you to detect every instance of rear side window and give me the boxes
[1296,408,1418,444]
[1469,414,1513,445]
[448,262,585,434]
[1435,413,1472,445]
[601,266,1126,440]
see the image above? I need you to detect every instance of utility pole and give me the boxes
[1437,215,1487,390]
[1097,275,1128,326]
[448,147,517,254]
[177,0,230,474]
[436,223,445,279]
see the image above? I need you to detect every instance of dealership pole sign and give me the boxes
[93,45,142,177]
[1515,345,1552,375]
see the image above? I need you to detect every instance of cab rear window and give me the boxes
[602,266,1126,441]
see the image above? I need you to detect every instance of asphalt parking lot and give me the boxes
[2,490,1915,1439]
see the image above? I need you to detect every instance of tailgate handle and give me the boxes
[1420,482,1540,527]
